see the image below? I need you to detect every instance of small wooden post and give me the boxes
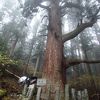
[55,86,60,100]
[22,84,28,96]
[84,89,89,100]
[47,84,51,100]
[82,90,84,100]
[36,87,42,100]
[77,91,81,100]
[65,84,69,100]
[71,88,76,100]
[27,84,35,100]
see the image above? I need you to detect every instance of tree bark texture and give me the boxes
[42,1,66,99]
[40,0,100,100]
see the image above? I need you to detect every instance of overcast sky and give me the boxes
[0,0,100,44]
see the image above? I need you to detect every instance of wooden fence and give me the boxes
[20,84,89,100]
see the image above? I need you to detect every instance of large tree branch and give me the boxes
[5,69,20,79]
[62,20,96,42]
[65,58,100,69]
[62,7,100,43]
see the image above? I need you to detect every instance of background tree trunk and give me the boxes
[23,37,34,75]
[9,37,18,57]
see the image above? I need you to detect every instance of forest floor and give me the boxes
[0,76,22,100]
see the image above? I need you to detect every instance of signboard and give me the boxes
[37,79,46,86]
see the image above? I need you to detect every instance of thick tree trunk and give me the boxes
[42,1,66,99]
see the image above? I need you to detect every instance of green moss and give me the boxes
[0,89,7,97]
[0,53,18,66]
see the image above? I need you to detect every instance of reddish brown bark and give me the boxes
[42,1,66,99]
[40,1,100,100]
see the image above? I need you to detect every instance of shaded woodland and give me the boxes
[0,0,100,100]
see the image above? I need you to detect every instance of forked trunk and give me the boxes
[42,1,66,99]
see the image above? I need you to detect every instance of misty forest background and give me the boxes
[0,0,100,100]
